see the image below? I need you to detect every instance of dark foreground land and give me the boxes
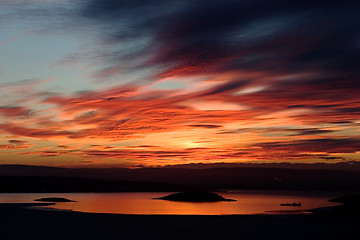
[0,203,359,240]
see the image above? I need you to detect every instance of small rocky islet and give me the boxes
[34,197,76,202]
[155,191,236,202]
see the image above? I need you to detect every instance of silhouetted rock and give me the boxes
[155,191,236,202]
[34,197,76,202]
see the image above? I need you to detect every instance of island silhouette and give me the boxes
[155,191,236,202]
[34,197,76,202]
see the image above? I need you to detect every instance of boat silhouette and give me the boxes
[280,202,301,206]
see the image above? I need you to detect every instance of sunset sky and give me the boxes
[0,0,360,167]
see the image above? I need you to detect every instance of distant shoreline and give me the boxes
[1,165,360,192]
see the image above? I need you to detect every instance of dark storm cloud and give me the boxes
[79,0,360,129]
[82,0,360,80]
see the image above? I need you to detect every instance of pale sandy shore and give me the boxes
[0,203,359,240]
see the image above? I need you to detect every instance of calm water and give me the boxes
[0,191,343,215]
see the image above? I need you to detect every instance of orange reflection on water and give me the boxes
[3,191,339,215]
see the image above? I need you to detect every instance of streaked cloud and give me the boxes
[0,0,359,166]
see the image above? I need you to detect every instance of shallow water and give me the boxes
[0,191,345,215]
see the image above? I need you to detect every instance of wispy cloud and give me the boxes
[0,139,33,150]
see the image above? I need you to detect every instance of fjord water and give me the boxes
[0,191,342,215]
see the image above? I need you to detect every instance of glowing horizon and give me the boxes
[1,0,360,167]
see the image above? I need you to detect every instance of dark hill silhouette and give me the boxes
[161,162,360,172]
[0,176,189,193]
[1,164,360,191]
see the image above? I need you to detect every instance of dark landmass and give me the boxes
[0,176,189,193]
[155,191,236,202]
[34,197,76,202]
[162,162,360,172]
[310,194,360,219]
[329,194,360,204]
[310,204,360,219]
[0,203,55,208]
[0,203,359,240]
[0,164,360,191]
